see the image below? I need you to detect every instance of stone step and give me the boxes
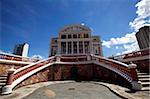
[0,76,7,80]
[137,72,149,75]
[139,78,150,82]
[141,87,150,91]
[0,83,6,86]
[141,82,150,87]
[138,75,150,78]
[0,79,7,83]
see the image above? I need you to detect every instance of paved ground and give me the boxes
[23,82,121,99]
[0,81,149,99]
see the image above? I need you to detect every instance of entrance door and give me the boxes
[70,66,78,80]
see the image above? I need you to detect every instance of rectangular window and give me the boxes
[78,34,81,38]
[61,35,66,39]
[68,42,72,54]
[61,42,66,54]
[79,41,83,53]
[84,34,89,38]
[84,41,90,53]
[73,42,77,54]
[68,34,72,39]
[73,34,77,38]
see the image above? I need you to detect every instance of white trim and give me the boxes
[92,54,128,67]
[77,41,79,54]
[11,60,132,90]
[0,52,31,59]
[55,61,93,64]
[58,38,92,42]
[0,59,32,65]
[11,62,54,89]
[121,55,149,62]
[5,54,135,93]
[61,56,87,58]
[83,41,85,54]
[14,56,55,74]
[93,61,132,82]
[1,85,12,95]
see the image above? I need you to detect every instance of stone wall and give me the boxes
[0,63,25,76]
[126,59,149,73]
[15,63,131,89]
[135,59,149,72]
[16,68,50,89]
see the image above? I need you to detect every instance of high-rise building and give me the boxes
[136,26,150,49]
[13,43,29,57]
[50,24,103,56]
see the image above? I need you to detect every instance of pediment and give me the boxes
[60,24,91,32]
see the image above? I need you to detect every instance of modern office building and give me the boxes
[50,24,103,56]
[136,26,150,49]
[13,43,29,57]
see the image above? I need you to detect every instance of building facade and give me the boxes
[50,24,102,56]
[13,43,29,57]
[136,26,150,49]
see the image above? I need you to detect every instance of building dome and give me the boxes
[59,24,91,33]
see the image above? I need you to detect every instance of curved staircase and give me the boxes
[0,76,7,93]
[0,54,142,94]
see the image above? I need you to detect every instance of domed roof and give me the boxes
[59,24,91,33]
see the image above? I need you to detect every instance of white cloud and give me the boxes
[103,0,149,56]
[114,42,139,56]
[115,46,119,49]
[116,53,121,56]
[122,42,139,54]
[31,55,44,60]
[129,0,150,31]
[102,32,136,48]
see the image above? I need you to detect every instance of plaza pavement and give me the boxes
[0,81,149,99]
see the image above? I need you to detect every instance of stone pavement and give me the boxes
[0,81,149,99]
[91,82,149,99]
[23,82,121,99]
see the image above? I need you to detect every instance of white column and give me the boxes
[66,42,68,54]
[77,41,79,54]
[83,41,85,54]
[72,41,73,54]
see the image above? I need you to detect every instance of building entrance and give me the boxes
[70,66,79,81]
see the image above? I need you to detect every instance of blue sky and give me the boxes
[1,0,149,58]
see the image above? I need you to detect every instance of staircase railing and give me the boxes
[109,48,150,61]
[1,54,142,94]
[0,52,37,62]
[92,54,141,90]
[1,56,56,94]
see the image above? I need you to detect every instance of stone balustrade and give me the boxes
[1,54,141,94]
[0,52,38,62]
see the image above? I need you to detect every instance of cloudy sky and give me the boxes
[1,0,150,58]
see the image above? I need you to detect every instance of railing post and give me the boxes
[128,62,142,90]
[87,55,91,61]
[2,66,16,94]
[56,55,61,62]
